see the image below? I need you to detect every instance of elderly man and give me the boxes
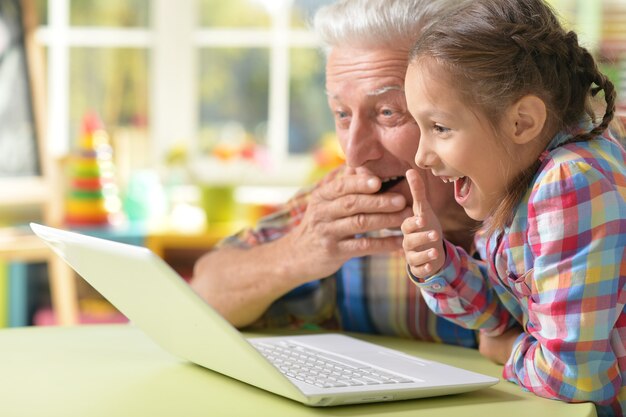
[190,0,479,347]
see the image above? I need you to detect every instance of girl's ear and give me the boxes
[505,95,547,145]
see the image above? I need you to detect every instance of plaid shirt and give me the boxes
[219,167,478,348]
[413,129,626,416]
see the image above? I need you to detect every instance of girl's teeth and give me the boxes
[441,176,464,183]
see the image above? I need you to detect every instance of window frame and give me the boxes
[37,0,323,186]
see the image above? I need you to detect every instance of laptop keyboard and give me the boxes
[253,340,414,388]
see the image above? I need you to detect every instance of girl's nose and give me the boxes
[414,140,436,169]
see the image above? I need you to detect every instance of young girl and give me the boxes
[400,0,626,415]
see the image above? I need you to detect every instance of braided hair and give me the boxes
[408,0,617,235]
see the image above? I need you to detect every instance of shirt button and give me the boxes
[432,283,442,290]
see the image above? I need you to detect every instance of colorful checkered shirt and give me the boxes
[413,129,626,416]
[219,167,478,348]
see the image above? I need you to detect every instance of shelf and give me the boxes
[0,177,50,206]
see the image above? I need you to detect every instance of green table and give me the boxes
[0,324,596,417]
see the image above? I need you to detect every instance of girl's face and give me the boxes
[404,60,528,221]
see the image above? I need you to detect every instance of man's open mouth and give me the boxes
[377,176,405,193]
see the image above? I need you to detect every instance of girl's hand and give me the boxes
[401,169,445,280]
[478,327,523,365]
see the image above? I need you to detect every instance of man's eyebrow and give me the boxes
[325,85,404,100]
[366,85,404,96]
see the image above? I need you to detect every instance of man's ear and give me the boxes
[505,95,547,145]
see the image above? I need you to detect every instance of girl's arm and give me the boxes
[411,239,513,334]
[504,158,626,405]
[402,169,512,334]
[478,326,524,364]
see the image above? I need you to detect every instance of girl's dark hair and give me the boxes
[408,0,616,235]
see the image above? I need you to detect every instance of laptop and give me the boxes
[30,223,498,407]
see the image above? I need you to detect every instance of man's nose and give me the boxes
[343,116,383,167]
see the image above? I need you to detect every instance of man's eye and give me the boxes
[334,110,350,129]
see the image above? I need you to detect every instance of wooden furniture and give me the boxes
[144,224,235,278]
[17,224,231,325]
[0,228,78,325]
[0,0,78,326]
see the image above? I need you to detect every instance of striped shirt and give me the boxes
[413,129,626,416]
[219,167,478,348]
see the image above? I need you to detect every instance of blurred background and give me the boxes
[13,0,626,227]
[0,0,624,326]
[36,0,339,215]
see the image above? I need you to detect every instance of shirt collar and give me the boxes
[544,117,594,153]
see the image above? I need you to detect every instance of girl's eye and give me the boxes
[434,124,450,134]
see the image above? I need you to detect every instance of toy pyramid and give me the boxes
[64,113,121,227]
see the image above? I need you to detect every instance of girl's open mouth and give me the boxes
[454,176,470,204]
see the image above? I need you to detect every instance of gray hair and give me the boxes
[313,0,465,54]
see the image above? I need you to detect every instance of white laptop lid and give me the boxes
[31,223,498,406]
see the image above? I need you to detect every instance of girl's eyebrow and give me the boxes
[418,109,455,121]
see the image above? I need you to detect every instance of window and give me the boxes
[35,0,151,182]
[35,0,335,188]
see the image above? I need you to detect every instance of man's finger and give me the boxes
[406,169,429,216]
[317,173,380,201]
